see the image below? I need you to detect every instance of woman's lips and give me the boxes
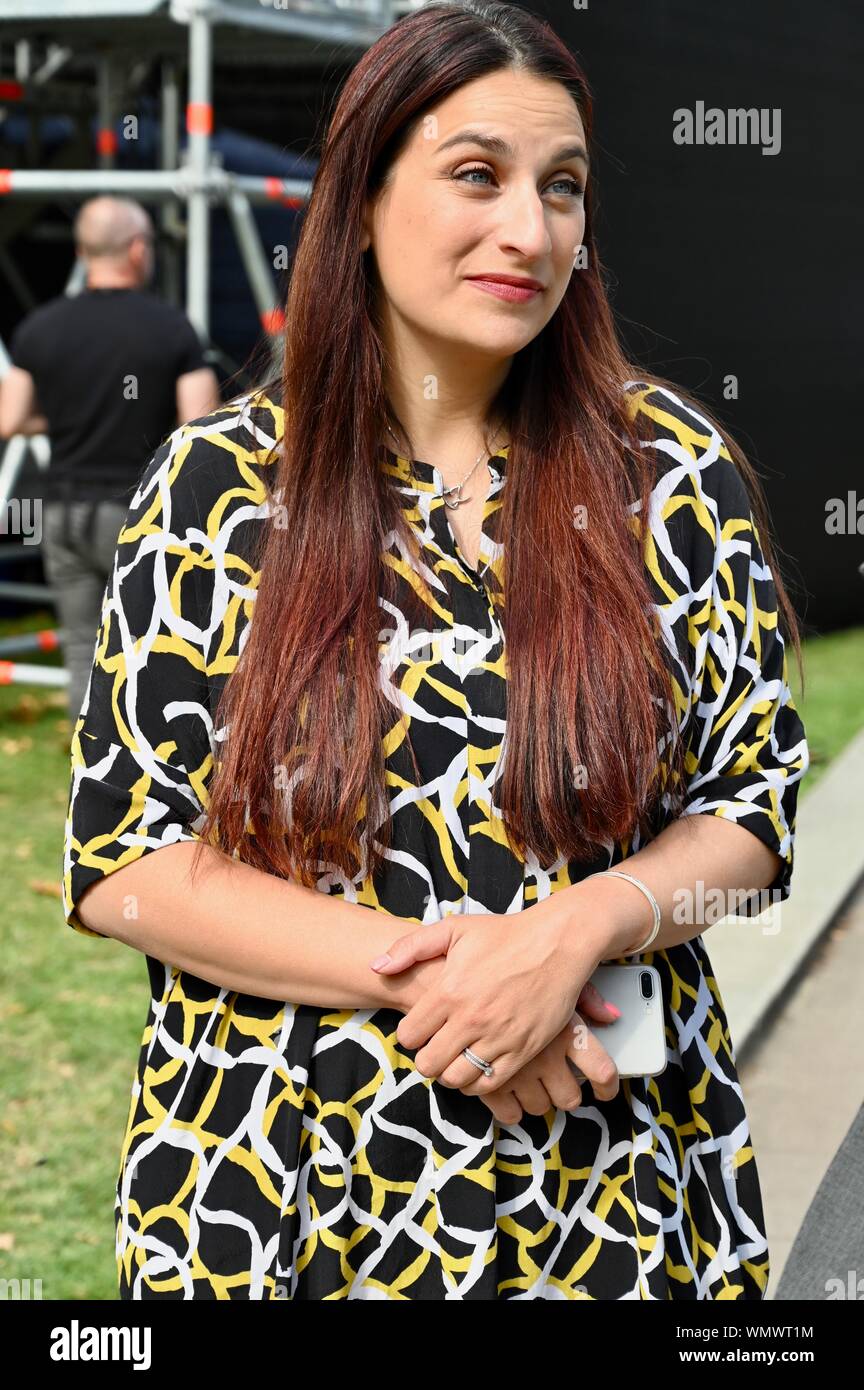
[466,278,541,303]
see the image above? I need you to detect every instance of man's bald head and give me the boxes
[74,197,153,261]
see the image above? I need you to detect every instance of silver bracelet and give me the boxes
[587,869,662,959]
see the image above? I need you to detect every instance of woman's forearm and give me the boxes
[74,840,418,1010]
[539,812,787,964]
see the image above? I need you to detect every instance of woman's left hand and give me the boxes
[471,1000,621,1124]
[369,906,607,1093]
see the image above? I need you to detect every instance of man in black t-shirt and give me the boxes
[0,195,221,722]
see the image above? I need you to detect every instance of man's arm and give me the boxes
[176,366,221,425]
[0,365,49,437]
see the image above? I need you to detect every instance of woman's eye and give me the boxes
[453,164,494,186]
[549,177,585,199]
[451,166,584,198]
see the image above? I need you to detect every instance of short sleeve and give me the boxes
[61,425,217,938]
[674,420,809,912]
[172,315,209,377]
[9,314,41,375]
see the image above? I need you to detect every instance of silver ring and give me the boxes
[462,1046,495,1078]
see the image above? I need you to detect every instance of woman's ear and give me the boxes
[360,196,375,253]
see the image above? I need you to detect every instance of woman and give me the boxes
[62,1,809,1299]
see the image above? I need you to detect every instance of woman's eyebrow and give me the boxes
[435,129,589,170]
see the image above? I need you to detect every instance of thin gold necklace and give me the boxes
[385,423,505,510]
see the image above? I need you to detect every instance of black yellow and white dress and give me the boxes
[62,381,809,1300]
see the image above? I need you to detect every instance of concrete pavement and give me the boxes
[739,875,864,1295]
[700,725,864,1297]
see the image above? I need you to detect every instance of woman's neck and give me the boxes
[384,418,509,467]
[380,325,511,468]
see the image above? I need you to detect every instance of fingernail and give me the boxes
[370,954,391,970]
[606,1003,622,1018]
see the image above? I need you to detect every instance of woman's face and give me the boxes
[361,68,588,361]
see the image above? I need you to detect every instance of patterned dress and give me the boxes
[62,380,809,1299]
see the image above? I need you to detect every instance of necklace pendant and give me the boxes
[442,480,469,508]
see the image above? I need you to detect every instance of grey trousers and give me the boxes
[40,497,130,723]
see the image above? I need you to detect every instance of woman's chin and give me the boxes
[439,324,537,359]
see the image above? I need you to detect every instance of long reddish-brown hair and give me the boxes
[193,0,804,890]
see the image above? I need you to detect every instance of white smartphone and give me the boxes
[568,963,667,1081]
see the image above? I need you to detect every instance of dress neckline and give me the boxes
[382,444,509,492]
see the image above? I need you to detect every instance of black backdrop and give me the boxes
[536,0,863,633]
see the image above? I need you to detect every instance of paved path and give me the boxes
[705,727,864,1055]
[737,875,864,1297]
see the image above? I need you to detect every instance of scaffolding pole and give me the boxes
[185,0,211,338]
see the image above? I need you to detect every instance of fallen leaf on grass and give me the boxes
[8,693,42,723]
[29,880,62,898]
[0,737,33,756]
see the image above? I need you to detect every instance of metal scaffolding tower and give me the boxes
[0,0,418,678]
[1,0,411,337]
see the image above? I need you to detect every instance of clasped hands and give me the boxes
[369,898,622,1125]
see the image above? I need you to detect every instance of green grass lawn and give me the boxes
[0,612,148,1298]
[0,606,861,1300]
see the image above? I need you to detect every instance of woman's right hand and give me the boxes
[394,953,449,1014]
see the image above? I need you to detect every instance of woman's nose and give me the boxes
[494,188,553,259]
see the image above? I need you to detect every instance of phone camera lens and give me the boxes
[639,970,654,1000]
